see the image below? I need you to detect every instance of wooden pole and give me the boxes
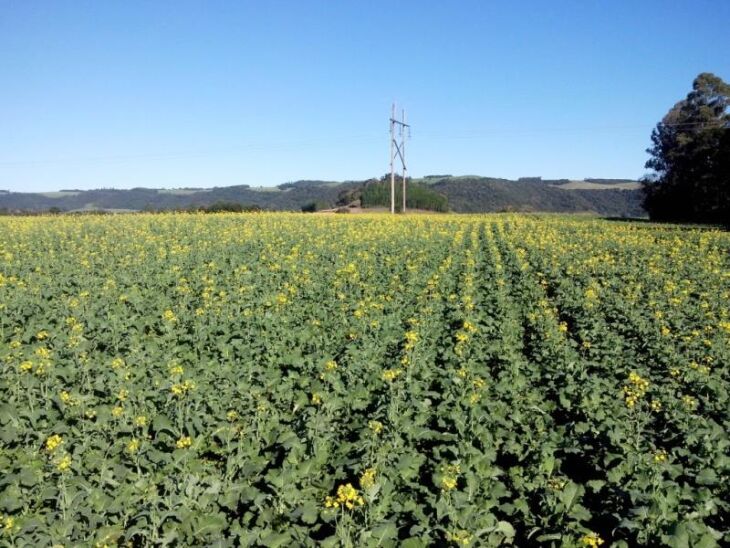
[390,103,396,214]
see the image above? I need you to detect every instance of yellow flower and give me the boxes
[111,357,124,369]
[653,449,668,463]
[441,475,458,491]
[134,415,148,427]
[360,468,377,490]
[382,368,402,382]
[324,483,365,510]
[624,372,650,408]
[439,463,461,491]
[126,438,140,454]
[462,320,477,333]
[311,392,322,405]
[171,379,195,397]
[56,453,72,472]
[584,287,598,302]
[2,515,17,533]
[45,434,63,452]
[176,436,192,449]
[404,330,419,351]
[226,410,239,422]
[368,420,383,435]
[111,406,124,417]
[36,330,49,340]
[19,360,33,372]
[548,477,567,490]
[162,309,177,323]
[35,346,51,359]
[446,530,473,546]
[117,388,128,401]
[581,532,604,547]
[324,360,338,372]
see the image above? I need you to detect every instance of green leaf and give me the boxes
[695,469,717,485]
[370,522,398,543]
[152,414,175,436]
[299,502,319,525]
[259,531,292,548]
[496,521,515,540]
[400,538,426,548]
[667,523,689,548]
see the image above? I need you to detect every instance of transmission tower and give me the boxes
[389,104,410,213]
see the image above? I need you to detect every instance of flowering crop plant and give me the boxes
[0,212,728,546]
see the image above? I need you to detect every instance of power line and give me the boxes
[1,120,725,168]
[0,134,384,167]
[417,121,727,139]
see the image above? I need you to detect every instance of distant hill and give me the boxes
[0,176,646,217]
[428,177,645,216]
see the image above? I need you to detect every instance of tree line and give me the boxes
[643,72,729,225]
[361,178,449,212]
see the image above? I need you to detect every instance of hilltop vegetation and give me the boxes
[428,178,644,216]
[0,176,644,217]
[0,184,360,214]
[361,179,449,212]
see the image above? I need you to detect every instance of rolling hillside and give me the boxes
[0,176,646,217]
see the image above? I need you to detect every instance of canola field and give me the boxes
[0,213,728,547]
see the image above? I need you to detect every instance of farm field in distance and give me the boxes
[0,213,728,547]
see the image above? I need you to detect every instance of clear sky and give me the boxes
[1,1,728,192]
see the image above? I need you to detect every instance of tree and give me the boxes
[643,72,730,224]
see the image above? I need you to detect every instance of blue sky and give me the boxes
[1,1,728,191]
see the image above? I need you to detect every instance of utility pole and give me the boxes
[402,108,407,213]
[389,103,410,214]
[390,104,395,214]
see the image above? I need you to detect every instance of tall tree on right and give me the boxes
[643,72,730,224]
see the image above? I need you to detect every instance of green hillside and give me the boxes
[0,176,646,217]
[361,180,448,212]
[430,177,645,217]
